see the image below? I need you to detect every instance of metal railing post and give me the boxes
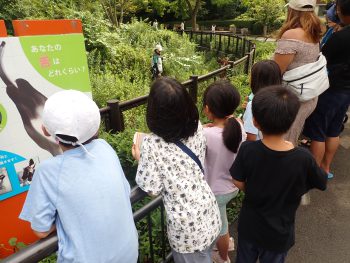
[189,75,199,103]
[107,99,124,133]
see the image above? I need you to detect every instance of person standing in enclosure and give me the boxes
[303,0,350,179]
[273,0,323,146]
[151,44,163,79]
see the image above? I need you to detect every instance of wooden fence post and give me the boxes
[245,52,251,74]
[107,99,124,133]
[190,30,193,40]
[252,46,256,65]
[189,75,199,103]
[227,35,231,53]
[242,37,246,58]
[200,31,203,46]
[235,37,239,58]
[218,34,222,54]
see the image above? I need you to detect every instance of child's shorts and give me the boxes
[216,189,239,236]
[303,89,350,141]
[172,239,216,263]
[236,237,288,263]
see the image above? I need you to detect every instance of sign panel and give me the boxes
[0,33,91,201]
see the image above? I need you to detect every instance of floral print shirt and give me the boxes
[136,127,221,253]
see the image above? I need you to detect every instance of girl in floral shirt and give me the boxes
[133,77,221,263]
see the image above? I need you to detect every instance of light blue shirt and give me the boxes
[20,139,138,263]
[243,101,262,140]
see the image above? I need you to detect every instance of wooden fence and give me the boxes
[100,30,256,134]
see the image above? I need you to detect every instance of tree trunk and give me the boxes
[263,25,268,36]
[185,0,200,31]
[120,6,124,25]
[191,14,197,31]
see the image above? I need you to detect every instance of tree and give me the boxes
[242,0,285,35]
[101,0,141,27]
[184,0,202,30]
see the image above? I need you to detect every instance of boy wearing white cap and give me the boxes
[19,90,138,263]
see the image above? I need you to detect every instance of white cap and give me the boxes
[286,0,316,11]
[42,90,100,145]
[155,44,163,51]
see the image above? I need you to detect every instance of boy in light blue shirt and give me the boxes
[20,90,138,263]
[243,60,282,141]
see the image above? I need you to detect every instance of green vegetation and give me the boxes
[0,1,279,262]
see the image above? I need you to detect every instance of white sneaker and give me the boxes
[212,250,231,263]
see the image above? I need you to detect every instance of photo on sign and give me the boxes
[0,167,13,195]
[15,157,40,187]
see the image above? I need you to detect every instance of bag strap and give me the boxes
[285,64,325,83]
[174,141,204,174]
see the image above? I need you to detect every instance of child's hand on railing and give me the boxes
[241,96,249,109]
[132,144,140,162]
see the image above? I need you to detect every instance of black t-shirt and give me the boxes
[322,26,350,92]
[230,141,327,252]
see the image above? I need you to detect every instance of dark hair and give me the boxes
[56,134,78,147]
[146,77,199,143]
[251,60,282,94]
[29,159,34,165]
[252,85,300,135]
[337,0,350,16]
[203,80,242,153]
[55,134,98,147]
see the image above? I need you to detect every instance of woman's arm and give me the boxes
[274,29,305,74]
[274,53,295,74]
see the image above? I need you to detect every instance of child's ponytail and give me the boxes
[203,80,243,153]
[223,117,242,153]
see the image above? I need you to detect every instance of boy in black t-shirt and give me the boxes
[230,86,327,263]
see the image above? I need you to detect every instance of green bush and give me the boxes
[88,20,218,107]
[251,22,264,35]
[253,41,276,61]
[231,19,256,31]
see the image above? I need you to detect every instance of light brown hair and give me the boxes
[278,8,322,43]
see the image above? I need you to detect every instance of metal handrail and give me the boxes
[3,186,150,263]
